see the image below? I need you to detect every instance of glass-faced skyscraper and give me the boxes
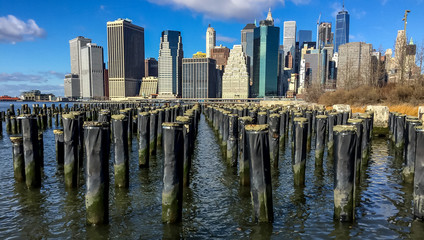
[158,30,183,97]
[241,23,256,88]
[298,30,312,48]
[252,9,280,97]
[334,8,349,53]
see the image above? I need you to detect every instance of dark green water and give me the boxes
[0,103,424,238]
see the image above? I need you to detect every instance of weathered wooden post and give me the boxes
[227,114,238,167]
[333,125,357,222]
[63,113,79,188]
[19,115,41,188]
[161,122,184,223]
[245,124,273,223]
[54,129,64,164]
[138,112,150,168]
[268,114,280,167]
[293,118,308,186]
[315,115,327,163]
[10,136,25,182]
[112,115,129,188]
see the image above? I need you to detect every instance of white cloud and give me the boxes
[148,0,301,21]
[216,34,237,43]
[0,71,65,83]
[330,2,342,18]
[381,0,388,5]
[351,9,366,19]
[2,84,64,97]
[0,15,46,44]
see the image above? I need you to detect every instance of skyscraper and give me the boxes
[107,18,145,98]
[338,42,373,89]
[69,36,91,97]
[158,30,183,97]
[182,58,217,98]
[222,45,249,99]
[283,21,296,58]
[206,24,216,58]
[318,22,333,49]
[210,45,230,71]
[80,43,104,99]
[145,58,158,77]
[241,23,256,87]
[334,6,350,53]
[298,30,312,48]
[252,9,280,97]
[64,74,80,99]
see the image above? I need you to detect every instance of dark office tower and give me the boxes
[145,58,158,77]
[252,9,280,97]
[334,7,350,53]
[107,18,145,98]
[182,58,217,98]
[158,30,184,97]
[298,30,312,48]
[318,22,333,50]
[241,23,256,87]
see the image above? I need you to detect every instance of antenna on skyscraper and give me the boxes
[342,0,345,11]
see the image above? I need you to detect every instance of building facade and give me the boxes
[80,43,104,99]
[298,30,312,48]
[69,36,92,98]
[158,30,184,97]
[182,58,217,98]
[318,22,333,50]
[210,45,230,71]
[139,76,158,97]
[206,24,216,58]
[64,74,80,99]
[145,58,158,77]
[283,21,297,62]
[107,18,145,98]
[334,9,350,53]
[222,45,249,99]
[241,23,256,89]
[337,42,373,89]
[252,9,280,97]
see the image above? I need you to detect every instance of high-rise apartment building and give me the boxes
[139,76,158,97]
[182,58,217,98]
[252,9,280,97]
[334,8,350,53]
[145,58,158,77]
[80,43,104,99]
[69,36,91,97]
[318,22,333,49]
[298,30,312,48]
[158,30,184,97]
[107,18,145,98]
[206,24,216,58]
[222,45,249,99]
[241,23,256,87]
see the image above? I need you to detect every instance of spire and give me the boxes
[208,24,211,28]
[342,0,345,11]
[266,8,273,22]
[410,37,414,45]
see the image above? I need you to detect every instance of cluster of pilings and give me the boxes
[204,104,375,222]
[388,111,424,220]
[4,102,201,225]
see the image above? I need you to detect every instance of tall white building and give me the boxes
[80,43,104,99]
[107,18,145,98]
[206,24,216,58]
[222,45,249,99]
[69,36,91,97]
[64,74,80,99]
[158,30,183,97]
[283,21,297,66]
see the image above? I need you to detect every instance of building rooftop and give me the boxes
[242,23,256,30]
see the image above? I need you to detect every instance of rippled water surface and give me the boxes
[0,101,424,239]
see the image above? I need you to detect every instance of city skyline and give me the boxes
[1,0,424,97]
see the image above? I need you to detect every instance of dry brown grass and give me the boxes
[351,106,366,114]
[388,104,419,116]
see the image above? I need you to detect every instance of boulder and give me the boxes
[366,105,389,128]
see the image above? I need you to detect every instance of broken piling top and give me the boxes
[239,116,254,124]
[139,112,150,117]
[269,113,280,119]
[406,116,419,121]
[245,124,269,132]
[316,115,328,119]
[294,117,308,123]
[333,125,357,134]
[53,129,64,135]
[17,114,36,120]
[176,116,190,124]
[416,125,424,132]
[258,112,267,116]
[9,135,23,143]
[347,118,364,124]
[62,113,76,119]
[83,121,109,129]
[111,114,127,121]
[162,122,183,130]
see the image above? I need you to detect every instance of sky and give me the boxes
[0,0,423,97]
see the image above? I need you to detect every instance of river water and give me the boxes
[0,101,423,239]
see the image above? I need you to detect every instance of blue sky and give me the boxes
[0,0,423,97]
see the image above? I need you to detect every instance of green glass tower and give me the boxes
[252,9,280,98]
